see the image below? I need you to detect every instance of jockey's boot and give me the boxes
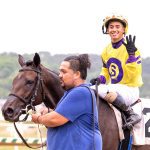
[112,94,141,130]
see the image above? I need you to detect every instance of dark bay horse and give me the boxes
[2,53,148,150]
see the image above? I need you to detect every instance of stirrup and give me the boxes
[122,117,141,130]
[122,123,133,130]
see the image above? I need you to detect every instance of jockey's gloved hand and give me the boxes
[123,35,137,56]
[90,77,101,85]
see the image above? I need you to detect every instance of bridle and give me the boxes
[9,68,44,120]
[9,67,46,149]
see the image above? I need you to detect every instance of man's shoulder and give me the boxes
[74,85,90,91]
[71,85,91,95]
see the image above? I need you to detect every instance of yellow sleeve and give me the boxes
[99,49,110,83]
[124,50,143,86]
[100,66,110,84]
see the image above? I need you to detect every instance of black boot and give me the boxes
[112,94,141,130]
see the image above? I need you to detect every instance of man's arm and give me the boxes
[32,110,69,127]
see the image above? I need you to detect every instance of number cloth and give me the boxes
[47,84,102,150]
[132,98,150,145]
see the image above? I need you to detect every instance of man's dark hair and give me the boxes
[64,54,91,80]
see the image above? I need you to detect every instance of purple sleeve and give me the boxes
[98,75,106,84]
[126,55,141,64]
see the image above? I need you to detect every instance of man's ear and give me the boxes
[123,27,125,34]
[74,71,81,79]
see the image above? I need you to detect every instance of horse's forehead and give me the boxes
[16,70,37,80]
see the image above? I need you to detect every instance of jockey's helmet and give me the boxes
[102,14,128,34]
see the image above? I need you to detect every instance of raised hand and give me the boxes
[123,35,137,56]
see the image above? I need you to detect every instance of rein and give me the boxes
[82,84,99,150]
[14,122,46,149]
[10,67,46,149]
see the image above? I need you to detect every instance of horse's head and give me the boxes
[2,53,45,122]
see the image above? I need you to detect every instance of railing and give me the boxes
[0,137,46,146]
[0,119,46,149]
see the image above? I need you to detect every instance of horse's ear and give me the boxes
[18,54,25,67]
[33,53,41,67]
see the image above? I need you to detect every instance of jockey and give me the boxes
[90,14,143,130]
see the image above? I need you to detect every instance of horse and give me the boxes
[1,53,148,150]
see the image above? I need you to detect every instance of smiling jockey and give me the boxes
[90,14,143,130]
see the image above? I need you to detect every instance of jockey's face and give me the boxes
[107,21,125,43]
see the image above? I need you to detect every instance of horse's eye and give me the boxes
[26,80,34,85]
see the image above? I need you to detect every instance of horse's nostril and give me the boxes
[5,108,14,117]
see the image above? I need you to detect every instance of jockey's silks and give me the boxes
[100,43,143,87]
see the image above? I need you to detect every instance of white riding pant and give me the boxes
[90,84,139,106]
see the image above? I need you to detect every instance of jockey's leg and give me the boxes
[104,92,141,130]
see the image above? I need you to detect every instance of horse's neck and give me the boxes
[41,66,64,108]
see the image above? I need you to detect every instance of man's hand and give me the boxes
[32,113,41,124]
[40,107,53,115]
[123,35,137,56]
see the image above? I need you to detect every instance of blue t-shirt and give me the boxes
[47,84,102,150]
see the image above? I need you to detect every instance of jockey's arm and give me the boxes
[125,51,142,80]
[100,67,110,83]
[99,57,110,84]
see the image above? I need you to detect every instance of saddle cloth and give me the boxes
[111,98,150,145]
[132,98,150,145]
[109,104,125,141]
